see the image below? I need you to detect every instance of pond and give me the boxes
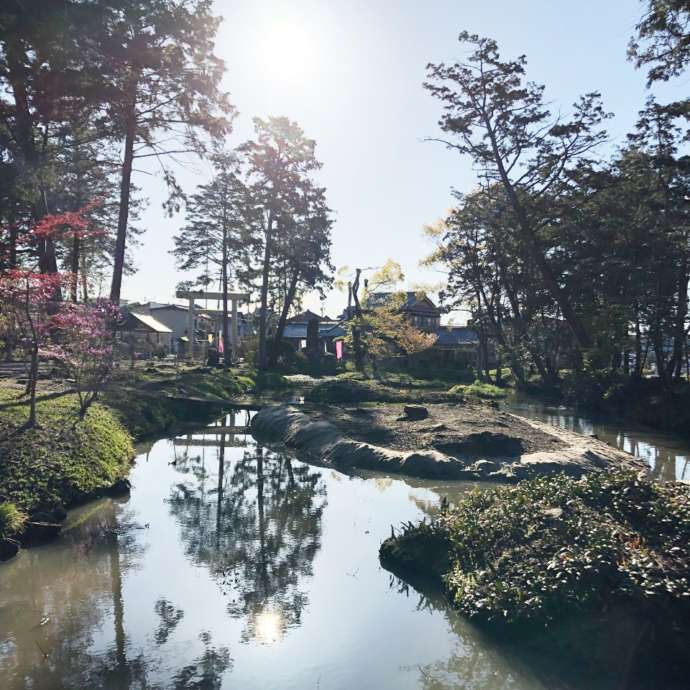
[502,393,690,482]
[0,410,675,689]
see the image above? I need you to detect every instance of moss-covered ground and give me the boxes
[105,366,255,439]
[0,386,134,522]
[0,366,260,542]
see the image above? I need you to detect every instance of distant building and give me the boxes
[282,311,346,354]
[287,309,332,324]
[117,310,173,356]
[364,291,442,332]
[124,301,250,354]
[360,291,482,363]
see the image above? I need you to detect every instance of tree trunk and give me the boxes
[271,269,299,366]
[81,247,89,303]
[351,268,365,372]
[221,225,231,367]
[258,211,273,370]
[110,92,137,305]
[27,344,38,427]
[670,259,688,380]
[70,234,80,303]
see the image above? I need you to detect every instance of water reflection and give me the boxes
[5,409,672,690]
[166,412,326,645]
[504,394,690,481]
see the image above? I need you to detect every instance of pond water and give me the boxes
[0,411,676,689]
[502,393,690,482]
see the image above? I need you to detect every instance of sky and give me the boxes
[121,0,685,322]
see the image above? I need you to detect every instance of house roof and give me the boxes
[282,321,345,339]
[128,312,173,333]
[150,303,188,312]
[434,326,478,346]
[287,309,331,324]
[365,291,440,316]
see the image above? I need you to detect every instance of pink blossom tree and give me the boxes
[48,301,119,417]
[0,271,64,426]
[0,201,109,426]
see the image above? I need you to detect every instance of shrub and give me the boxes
[0,503,26,540]
[448,381,507,400]
[391,471,690,627]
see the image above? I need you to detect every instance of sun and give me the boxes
[259,20,317,82]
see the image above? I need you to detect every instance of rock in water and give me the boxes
[404,405,429,421]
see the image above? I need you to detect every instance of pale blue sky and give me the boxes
[122,0,683,320]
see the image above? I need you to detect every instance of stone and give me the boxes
[469,459,499,475]
[403,405,429,421]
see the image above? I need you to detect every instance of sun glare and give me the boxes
[253,609,284,645]
[259,20,317,82]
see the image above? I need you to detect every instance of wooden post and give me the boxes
[231,297,239,359]
[187,297,194,361]
[176,290,249,363]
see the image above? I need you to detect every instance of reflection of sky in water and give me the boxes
[505,397,690,481]
[0,416,554,690]
[1,408,680,690]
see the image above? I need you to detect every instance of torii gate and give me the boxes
[176,289,250,361]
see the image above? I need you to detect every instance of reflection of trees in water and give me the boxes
[166,424,327,644]
[0,498,232,690]
[393,570,683,690]
[0,499,145,689]
[154,598,184,645]
[390,575,541,690]
[170,631,232,690]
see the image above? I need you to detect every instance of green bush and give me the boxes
[0,502,26,540]
[388,472,690,627]
[448,380,507,400]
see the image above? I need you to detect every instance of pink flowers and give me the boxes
[0,198,115,423]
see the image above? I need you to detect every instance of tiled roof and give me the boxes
[434,326,478,345]
[365,291,440,315]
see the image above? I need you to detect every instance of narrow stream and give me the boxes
[0,409,679,689]
[503,393,690,481]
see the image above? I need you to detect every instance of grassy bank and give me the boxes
[558,372,690,436]
[380,471,690,630]
[0,387,134,528]
[105,366,255,438]
[494,367,690,436]
[0,366,258,552]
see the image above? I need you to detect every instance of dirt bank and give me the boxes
[251,402,646,481]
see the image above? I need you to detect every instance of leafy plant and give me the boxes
[448,381,506,400]
[0,503,26,540]
[385,471,690,627]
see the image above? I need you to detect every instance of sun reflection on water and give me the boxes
[253,609,284,645]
